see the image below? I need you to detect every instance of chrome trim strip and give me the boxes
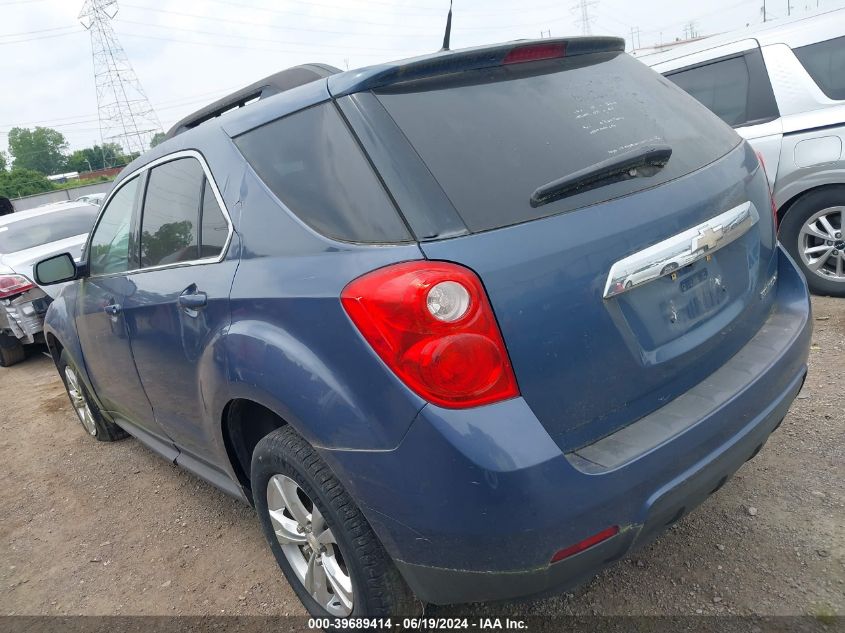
[603,201,758,299]
[86,149,235,280]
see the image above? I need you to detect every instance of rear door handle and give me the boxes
[104,303,122,316]
[178,290,208,310]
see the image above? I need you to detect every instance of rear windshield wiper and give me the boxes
[529,145,672,208]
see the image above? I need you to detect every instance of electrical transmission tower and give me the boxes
[79,0,162,157]
[572,0,597,36]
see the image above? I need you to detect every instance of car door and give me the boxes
[120,153,236,465]
[75,174,175,451]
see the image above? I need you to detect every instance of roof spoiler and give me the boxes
[165,63,341,139]
[329,36,625,97]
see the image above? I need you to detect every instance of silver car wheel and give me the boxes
[799,206,845,282]
[64,366,97,436]
[266,474,354,616]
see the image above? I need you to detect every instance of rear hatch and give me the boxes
[371,45,778,451]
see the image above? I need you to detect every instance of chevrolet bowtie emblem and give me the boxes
[603,201,758,299]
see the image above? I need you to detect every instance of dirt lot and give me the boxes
[0,296,842,619]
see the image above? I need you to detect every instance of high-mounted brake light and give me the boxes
[341,261,519,409]
[503,43,566,65]
[755,151,778,231]
[0,274,35,299]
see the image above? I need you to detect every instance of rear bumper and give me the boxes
[321,246,811,605]
[1,292,49,344]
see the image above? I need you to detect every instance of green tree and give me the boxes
[0,168,55,198]
[7,126,69,175]
[0,151,8,173]
[65,143,127,173]
[150,132,167,148]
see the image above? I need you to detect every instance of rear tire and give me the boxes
[0,334,26,367]
[781,187,845,297]
[58,349,128,441]
[252,425,421,619]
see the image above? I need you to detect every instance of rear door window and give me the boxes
[794,36,845,100]
[375,52,740,234]
[234,103,411,244]
[140,157,203,267]
[665,49,779,128]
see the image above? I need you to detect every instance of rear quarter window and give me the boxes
[234,103,411,244]
[664,49,780,127]
[794,36,845,100]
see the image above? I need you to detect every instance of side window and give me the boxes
[666,49,779,127]
[88,177,140,276]
[200,180,228,259]
[140,158,203,268]
[794,36,845,100]
[234,103,411,244]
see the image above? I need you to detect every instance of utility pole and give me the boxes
[79,0,162,155]
[629,26,641,51]
[762,0,768,21]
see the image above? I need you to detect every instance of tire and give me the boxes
[780,187,845,297]
[252,426,421,619]
[0,334,26,367]
[58,349,128,441]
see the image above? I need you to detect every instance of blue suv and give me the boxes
[34,37,812,617]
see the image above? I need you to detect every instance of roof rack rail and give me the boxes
[165,63,341,139]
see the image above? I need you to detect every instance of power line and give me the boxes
[114,30,413,58]
[121,3,573,37]
[113,18,416,53]
[0,30,85,45]
[0,24,77,38]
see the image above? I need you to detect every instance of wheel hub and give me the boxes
[266,474,353,616]
[64,366,97,436]
[798,206,845,282]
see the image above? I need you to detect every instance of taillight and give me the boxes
[503,42,566,65]
[755,151,778,231]
[341,261,519,409]
[0,274,35,299]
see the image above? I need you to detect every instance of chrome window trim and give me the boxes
[603,201,758,299]
[85,149,235,280]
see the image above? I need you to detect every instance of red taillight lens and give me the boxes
[755,151,778,231]
[503,43,566,65]
[550,525,620,564]
[341,261,519,408]
[0,274,35,299]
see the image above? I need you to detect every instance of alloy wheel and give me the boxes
[798,206,845,282]
[266,474,354,616]
[64,366,97,436]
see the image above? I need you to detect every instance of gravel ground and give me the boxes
[0,296,842,619]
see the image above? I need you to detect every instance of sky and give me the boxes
[1,0,843,160]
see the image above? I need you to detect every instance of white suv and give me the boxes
[645,10,845,296]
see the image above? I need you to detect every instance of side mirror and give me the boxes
[34,253,81,286]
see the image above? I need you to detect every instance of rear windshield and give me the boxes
[375,52,740,233]
[0,206,99,253]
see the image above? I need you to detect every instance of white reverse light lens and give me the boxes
[426,281,471,322]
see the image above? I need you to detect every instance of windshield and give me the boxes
[0,207,99,254]
[375,52,740,233]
